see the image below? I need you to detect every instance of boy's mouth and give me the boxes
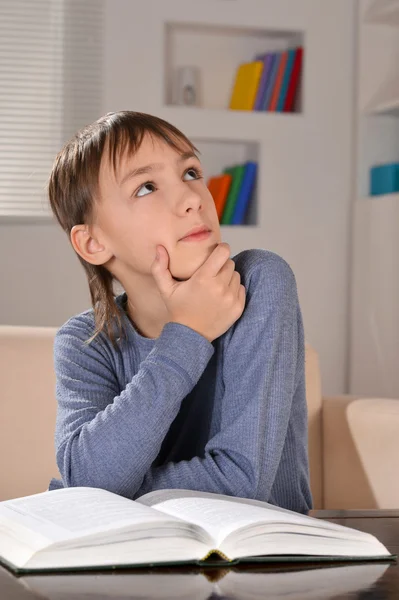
[179,224,211,240]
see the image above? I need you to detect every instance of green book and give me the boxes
[220,165,246,225]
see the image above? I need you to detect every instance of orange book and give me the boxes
[268,50,288,111]
[207,173,232,220]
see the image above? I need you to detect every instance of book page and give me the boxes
[0,487,191,545]
[139,489,378,547]
[150,496,310,547]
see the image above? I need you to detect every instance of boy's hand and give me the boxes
[151,242,246,343]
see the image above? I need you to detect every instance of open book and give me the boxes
[0,487,394,574]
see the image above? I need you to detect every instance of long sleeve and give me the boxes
[134,251,312,513]
[52,318,214,498]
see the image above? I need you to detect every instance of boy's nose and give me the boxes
[176,187,203,214]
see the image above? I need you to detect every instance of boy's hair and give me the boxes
[48,110,199,347]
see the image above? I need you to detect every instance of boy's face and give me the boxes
[91,133,222,282]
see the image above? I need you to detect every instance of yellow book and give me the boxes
[229,61,264,110]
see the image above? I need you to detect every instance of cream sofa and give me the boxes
[1,325,398,509]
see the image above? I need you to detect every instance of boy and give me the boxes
[47,110,312,514]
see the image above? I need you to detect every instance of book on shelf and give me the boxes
[370,163,399,196]
[229,61,264,110]
[17,562,391,599]
[269,50,288,111]
[0,487,394,575]
[284,46,303,112]
[255,47,303,112]
[260,52,279,111]
[276,48,296,111]
[207,173,232,220]
[231,161,257,225]
[227,47,303,113]
[253,53,274,111]
[220,165,246,224]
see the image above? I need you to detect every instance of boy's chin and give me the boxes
[171,253,210,282]
[170,269,192,282]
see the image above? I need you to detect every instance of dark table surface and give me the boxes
[1,509,399,599]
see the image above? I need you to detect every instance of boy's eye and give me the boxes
[135,166,202,197]
[136,182,156,197]
[184,167,202,180]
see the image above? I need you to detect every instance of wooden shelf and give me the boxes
[364,0,399,27]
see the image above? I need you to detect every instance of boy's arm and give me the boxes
[134,251,312,513]
[52,318,214,498]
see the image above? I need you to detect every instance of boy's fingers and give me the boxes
[151,245,174,296]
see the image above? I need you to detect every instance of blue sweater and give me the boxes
[48,249,312,514]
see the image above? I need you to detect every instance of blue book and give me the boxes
[370,163,399,195]
[276,48,296,111]
[253,53,273,111]
[231,161,258,225]
[260,52,280,111]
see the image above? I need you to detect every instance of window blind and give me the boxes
[0,0,103,218]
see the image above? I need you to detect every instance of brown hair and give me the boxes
[48,110,199,347]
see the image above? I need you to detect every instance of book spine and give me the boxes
[229,62,264,110]
[268,50,288,111]
[221,166,245,224]
[248,62,264,110]
[208,174,232,220]
[276,48,296,112]
[231,162,257,224]
[253,53,272,111]
[261,52,279,111]
[229,64,245,110]
[218,174,233,219]
[283,47,303,112]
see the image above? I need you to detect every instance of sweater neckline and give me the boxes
[116,292,157,348]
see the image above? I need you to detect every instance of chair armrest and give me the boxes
[346,397,399,509]
[322,395,374,509]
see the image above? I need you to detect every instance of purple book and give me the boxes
[253,53,273,111]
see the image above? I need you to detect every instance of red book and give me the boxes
[283,47,303,112]
[268,51,288,111]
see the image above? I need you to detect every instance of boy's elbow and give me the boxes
[56,436,140,498]
[56,439,97,489]
[212,450,259,499]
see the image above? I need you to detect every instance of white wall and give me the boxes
[0,0,357,396]
[0,221,91,327]
[349,0,399,397]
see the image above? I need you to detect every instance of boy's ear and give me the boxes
[70,224,113,266]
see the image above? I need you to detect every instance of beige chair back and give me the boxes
[0,327,323,507]
[304,343,323,509]
[0,325,60,501]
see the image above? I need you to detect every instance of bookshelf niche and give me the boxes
[192,137,259,226]
[164,21,304,114]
